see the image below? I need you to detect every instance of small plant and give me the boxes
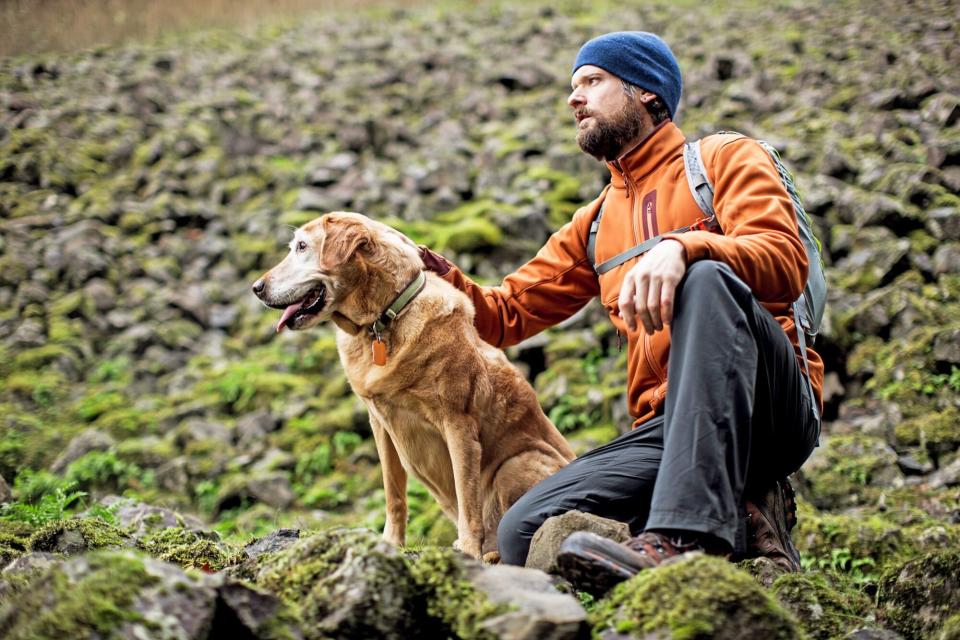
[0,480,87,527]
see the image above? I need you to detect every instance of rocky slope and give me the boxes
[1,0,959,637]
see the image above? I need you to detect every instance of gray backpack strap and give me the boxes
[683,140,715,218]
[794,300,821,437]
[586,199,606,269]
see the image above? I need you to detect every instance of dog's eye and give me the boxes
[297,241,307,253]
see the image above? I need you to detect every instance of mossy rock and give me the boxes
[408,547,509,640]
[589,554,804,639]
[938,614,960,640]
[798,434,901,510]
[254,527,421,639]
[136,526,233,571]
[773,571,872,639]
[894,407,960,456]
[28,518,131,555]
[878,550,960,640]
[0,551,162,640]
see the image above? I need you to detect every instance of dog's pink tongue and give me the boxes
[276,301,304,333]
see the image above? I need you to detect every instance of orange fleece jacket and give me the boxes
[439,122,824,428]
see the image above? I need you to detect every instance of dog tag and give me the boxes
[372,339,387,366]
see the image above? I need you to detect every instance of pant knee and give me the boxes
[497,505,533,566]
[677,260,748,308]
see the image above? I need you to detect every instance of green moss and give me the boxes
[0,551,158,639]
[136,527,231,571]
[773,572,870,639]
[894,407,960,453]
[254,528,417,638]
[879,550,960,640]
[28,518,130,553]
[939,614,960,640]
[800,434,898,509]
[408,547,508,640]
[589,554,803,639]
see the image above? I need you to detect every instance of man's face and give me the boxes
[568,65,650,162]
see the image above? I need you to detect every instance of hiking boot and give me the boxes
[744,479,801,573]
[556,530,727,596]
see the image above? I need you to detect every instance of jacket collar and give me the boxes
[607,121,685,190]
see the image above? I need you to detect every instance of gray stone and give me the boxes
[155,457,191,493]
[467,562,588,640]
[215,581,304,639]
[525,510,631,574]
[247,473,296,509]
[927,208,960,241]
[933,244,960,275]
[240,528,300,560]
[2,551,59,576]
[929,457,960,489]
[50,428,116,473]
[97,496,208,540]
[933,329,960,365]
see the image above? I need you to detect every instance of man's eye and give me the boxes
[297,241,307,252]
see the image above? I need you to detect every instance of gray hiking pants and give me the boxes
[498,260,820,566]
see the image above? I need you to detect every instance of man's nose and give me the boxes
[252,278,266,296]
[567,88,584,109]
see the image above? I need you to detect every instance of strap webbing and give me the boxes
[371,271,427,336]
[683,140,715,217]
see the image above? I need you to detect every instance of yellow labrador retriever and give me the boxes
[252,212,575,559]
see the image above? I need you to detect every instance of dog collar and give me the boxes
[371,270,427,338]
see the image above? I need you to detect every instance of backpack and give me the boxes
[586,134,826,423]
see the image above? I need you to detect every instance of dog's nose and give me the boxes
[252,279,265,296]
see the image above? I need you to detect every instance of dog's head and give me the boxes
[252,212,421,333]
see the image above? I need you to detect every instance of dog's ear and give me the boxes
[320,216,373,271]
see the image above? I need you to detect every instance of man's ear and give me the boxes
[638,90,657,104]
[320,216,372,271]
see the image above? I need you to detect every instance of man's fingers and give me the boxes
[633,273,654,334]
[647,278,663,331]
[660,279,675,326]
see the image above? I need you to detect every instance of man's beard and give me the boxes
[576,99,645,161]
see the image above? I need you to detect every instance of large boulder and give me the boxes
[410,546,587,640]
[773,571,873,639]
[588,554,803,640]
[49,429,116,473]
[0,550,302,640]
[251,528,421,640]
[879,550,960,640]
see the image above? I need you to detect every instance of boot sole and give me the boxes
[556,547,638,596]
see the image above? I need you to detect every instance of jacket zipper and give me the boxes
[643,333,666,387]
[621,170,640,245]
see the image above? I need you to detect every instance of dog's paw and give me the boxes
[453,537,483,559]
[382,531,404,548]
[481,550,501,564]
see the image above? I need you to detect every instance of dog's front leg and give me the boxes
[371,415,407,548]
[445,416,484,559]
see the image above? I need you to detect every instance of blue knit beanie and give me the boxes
[573,31,682,120]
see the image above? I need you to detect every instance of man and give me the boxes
[419,31,822,593]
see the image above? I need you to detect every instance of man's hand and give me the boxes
[618,238,687,334]
[418,245,452,276]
